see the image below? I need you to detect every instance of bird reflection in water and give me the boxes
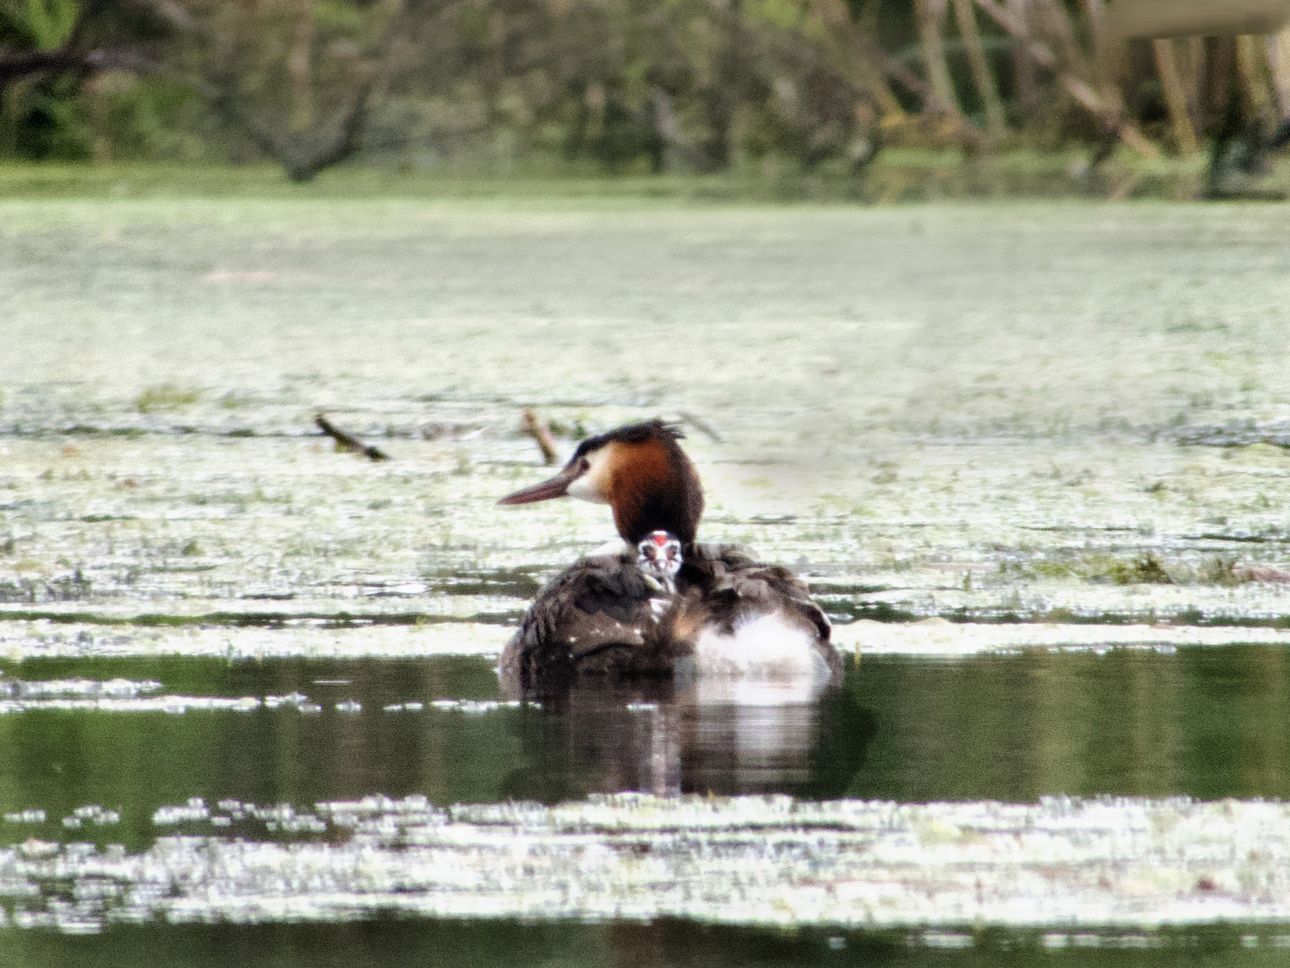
[501,673,876,802]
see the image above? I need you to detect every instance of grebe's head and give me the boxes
[498,419,704,545]
[636,530,682,593]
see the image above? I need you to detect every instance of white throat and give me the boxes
[565,446,613,505]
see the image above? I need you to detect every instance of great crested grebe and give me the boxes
[497,420,841,698]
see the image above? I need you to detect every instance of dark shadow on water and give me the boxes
[3,917,1287,968]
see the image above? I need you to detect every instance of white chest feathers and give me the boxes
[692,611,832,682]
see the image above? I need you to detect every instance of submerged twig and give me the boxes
[315,414,390,461]
[678,411,723,444]
[521,410,560,465]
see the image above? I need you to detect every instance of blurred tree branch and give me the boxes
[973,0,1160,158]
[0,0,112,89]
[103,46,375,182]
[3,0,1290,184]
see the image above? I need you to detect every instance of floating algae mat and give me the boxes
[3,199,1290,956]
[8,792,1290,931]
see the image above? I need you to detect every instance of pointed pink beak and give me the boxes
[497,462,580,505]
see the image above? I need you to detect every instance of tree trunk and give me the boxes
[1200,36,1242,196]
[1236,34,1274,118]
[1034,0,1083,71]
[1007,0,1039,129]
[810,0,903,117]
[1186,36,1204,115]
[1152,38,1199,154]
[1269,27,1290,115]
[1079,0,1115,89]
[288,0,316,131]
[950,0,1006,136]
[914,0,962,115]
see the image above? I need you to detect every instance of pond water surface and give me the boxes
[1,646,1288,844]
[5,198,1290,961]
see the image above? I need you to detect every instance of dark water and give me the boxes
[0,645,1285,852]
[5,919,1290,968]
[2,645,1289,959]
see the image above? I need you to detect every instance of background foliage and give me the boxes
[0,0,1287,179]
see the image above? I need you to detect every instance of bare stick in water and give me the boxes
[315,414,390,461]
[521,410,560,465]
